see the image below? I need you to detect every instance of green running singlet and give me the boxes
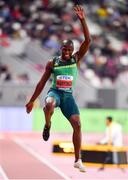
[51,56,78,93]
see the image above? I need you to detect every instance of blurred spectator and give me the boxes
[0,63,12,82]
[116,67,128,87]
[14,73,30,84]
[0,0,127,87]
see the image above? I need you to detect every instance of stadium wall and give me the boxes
[0,107,128,133]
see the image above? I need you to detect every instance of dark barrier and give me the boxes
[52,141,128,166]
[81,145,127,165]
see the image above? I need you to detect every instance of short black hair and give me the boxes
[106,116,113,122]
[62,39,74,48]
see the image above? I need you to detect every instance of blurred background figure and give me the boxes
[98,116,124,171]
[99,116,123,147]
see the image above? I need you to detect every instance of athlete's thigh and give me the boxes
[45,89,60,107]
[60,93,80,120]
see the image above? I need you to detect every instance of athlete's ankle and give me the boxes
[75,158,80,163]
[45,121,51,128]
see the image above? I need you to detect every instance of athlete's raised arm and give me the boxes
[74,5,91,62]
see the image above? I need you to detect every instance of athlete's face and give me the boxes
[61,45,74,60]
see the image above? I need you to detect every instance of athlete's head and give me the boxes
[61,39,74,60]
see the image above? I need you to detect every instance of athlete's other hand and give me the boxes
[74,5,85,20]
[26,101,34,113]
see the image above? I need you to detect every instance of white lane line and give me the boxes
[14,138,71,180]
[0,166,9,180]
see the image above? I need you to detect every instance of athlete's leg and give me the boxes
[69,115,81,162]
[43,89,60,141]
[43,96,56,128]
[60,93,81,161]
[43,97,56,141]
[69,115,85,172]
[60,93,85,171]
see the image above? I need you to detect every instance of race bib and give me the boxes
[56,75,73,89]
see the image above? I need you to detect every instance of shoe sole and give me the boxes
[74,165,86,172]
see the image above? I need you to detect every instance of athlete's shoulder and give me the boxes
[52,56,60,66]
[70,53,78,64]
[46,59,54,71]
[53,56,60,61]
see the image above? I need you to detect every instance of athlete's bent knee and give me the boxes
[70,117,81,132]
[44,97,55,113]
[46,97,56,105]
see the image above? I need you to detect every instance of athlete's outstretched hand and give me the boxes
[25,101,34,113]
[74,5,85,20]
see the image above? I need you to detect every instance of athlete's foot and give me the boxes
[42,123,51,141]
[74,159,86,172]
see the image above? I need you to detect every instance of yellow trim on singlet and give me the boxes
[54,64,77,69]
